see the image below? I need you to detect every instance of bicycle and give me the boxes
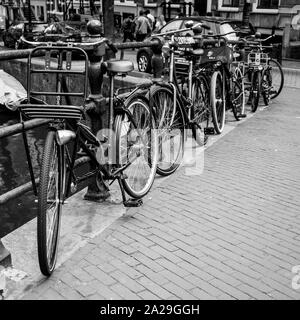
[18,35,158,276]
[243,33,284,112]
[192,32,248,132]
[149,21,215,176]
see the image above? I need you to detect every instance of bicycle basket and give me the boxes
[247,52,269,67]
[199,45,232,65]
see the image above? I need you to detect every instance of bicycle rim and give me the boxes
[211,71,225,134]
[262,69,271,106]
[115,98,158,198]
[37,131,62,276]
[151,86,185,176]
[232,67,245,120]
[192,76,210,145]
[268,58,284,99]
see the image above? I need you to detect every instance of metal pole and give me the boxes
[27,0,32,32]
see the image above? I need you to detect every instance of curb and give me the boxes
[0,240,11,268]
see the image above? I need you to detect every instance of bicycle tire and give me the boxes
[268,58,284,99]
[150,86,185,176]
[37,130,63,276]
[231,67,245,120]
[191,75,210,145]
[251,71,261,113]
[262,67,271,106]
[114,96,158,198]
[211,71,226,134]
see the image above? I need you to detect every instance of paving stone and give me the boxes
[17,86,300,301]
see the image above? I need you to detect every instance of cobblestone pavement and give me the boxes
[16,80,300,300]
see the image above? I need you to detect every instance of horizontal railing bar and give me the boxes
[30,69,86,75]
[0,40,160,61]
[0,118,50,139]
[0,178,39,205]
[0,156,89,205]
[0,48,43,61]
[30,91,85,96]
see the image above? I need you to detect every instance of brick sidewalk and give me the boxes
[17,86,300,300]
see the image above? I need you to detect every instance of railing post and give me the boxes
[0,240,11,268]
[83,20,111,202]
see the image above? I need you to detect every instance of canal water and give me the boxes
[0,111,47,238]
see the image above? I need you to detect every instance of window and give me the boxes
[257,0,279,9]
[161,20,183,33]
[222,0,239,6]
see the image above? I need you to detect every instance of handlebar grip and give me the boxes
[106,40,118,53]
[201,24,210,30]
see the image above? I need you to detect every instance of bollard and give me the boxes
[83,20,112,202]
[0,240,11,268]
[150,37,164,78]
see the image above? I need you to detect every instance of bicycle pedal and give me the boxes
[204,127,215,135]
[124,198,143,207]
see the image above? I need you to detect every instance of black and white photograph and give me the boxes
[0,0,299,307]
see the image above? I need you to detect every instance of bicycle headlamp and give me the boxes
[56,130,76,146]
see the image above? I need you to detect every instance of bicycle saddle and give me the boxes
[106,60,134,74]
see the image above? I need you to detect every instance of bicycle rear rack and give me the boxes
[20,45,89,121]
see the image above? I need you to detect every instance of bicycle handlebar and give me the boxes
[19,35,118,53]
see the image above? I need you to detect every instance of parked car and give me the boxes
[2,21,83,49]
[136,16,242,73]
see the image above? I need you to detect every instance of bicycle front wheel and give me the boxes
[38,130,63,276]
[211,71,226,134]
[192,75,210,145]
[115,96,158,198]
[151,86,185,176]
[268,58,284,99]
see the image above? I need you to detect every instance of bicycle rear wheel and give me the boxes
[38,130,63,276]
[115,96,158,198]
[191,75,210,145]
[268,58,284,99]
[151,86,185,176]
[231,67,245,120]
[211,71,226,134]
[262,67,271,106]
[251,71,261,113]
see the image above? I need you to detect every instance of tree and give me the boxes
[102,0,114,40]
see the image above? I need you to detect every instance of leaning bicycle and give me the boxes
[18,35,158,276]
[149,21,214,176]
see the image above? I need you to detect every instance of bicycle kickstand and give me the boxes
[117,177,143,208]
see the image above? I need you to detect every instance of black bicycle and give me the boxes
[18,36,158,276]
